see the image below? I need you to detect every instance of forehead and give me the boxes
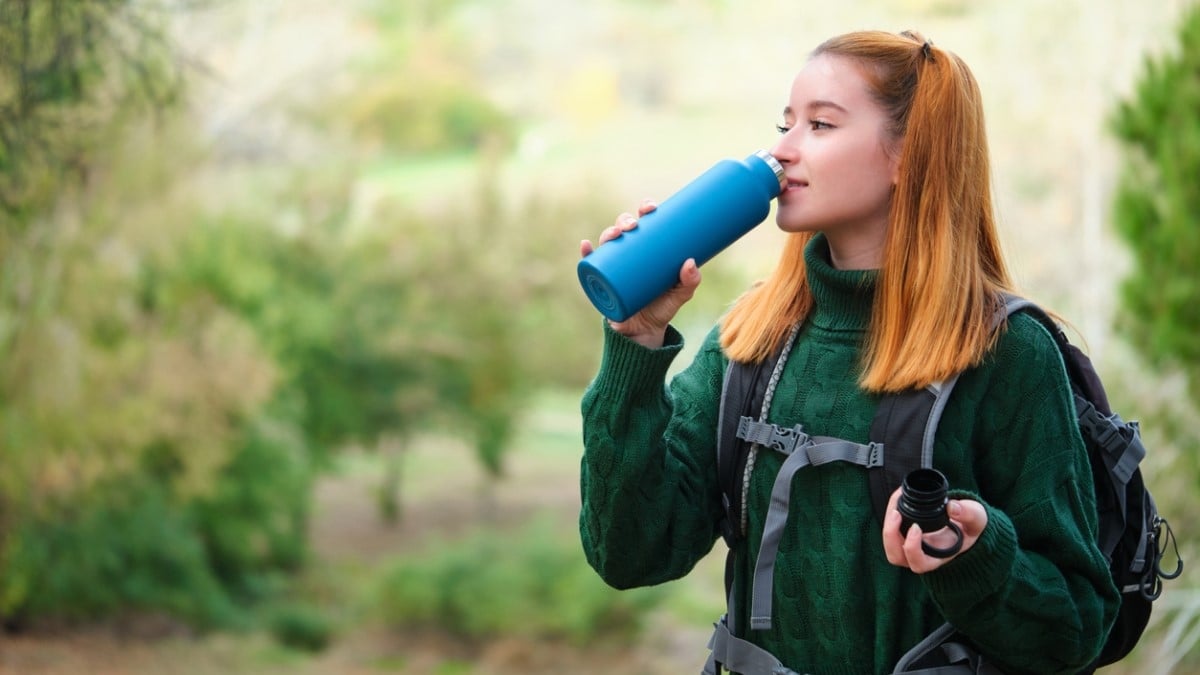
[784,54,877,116]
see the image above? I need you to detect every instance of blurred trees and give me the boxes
[0,0,304,626]
[1110,3,1200,406]
[0,0,606,631]
[0,0,180,222]
[1109,1,1200,525]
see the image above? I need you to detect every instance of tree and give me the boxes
[0,0,180,225]
[1109,3,1200,405]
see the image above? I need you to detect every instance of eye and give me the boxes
[809,119,834,131]
[776,124,791,135]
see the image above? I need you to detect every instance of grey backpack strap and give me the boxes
[748,432,882,631]
[706,616,805,675]
[891,622,1005,675]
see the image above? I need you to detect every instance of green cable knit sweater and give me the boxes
[579,235,1119,675]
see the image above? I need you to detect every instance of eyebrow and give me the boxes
[783,100,849,117]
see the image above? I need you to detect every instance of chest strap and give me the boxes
[739,419,883,631]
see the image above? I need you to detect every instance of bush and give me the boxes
[190,419,314,599]
[374,517,666,645]
[0,480,240,629]
[268,601,336,653]
[0,417,312,630]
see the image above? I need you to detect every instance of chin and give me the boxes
[774,217,819,234]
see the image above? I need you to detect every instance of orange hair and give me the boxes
[719,30,1015,393]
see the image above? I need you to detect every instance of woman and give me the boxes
[577,30,1119,674]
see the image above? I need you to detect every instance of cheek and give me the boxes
[844,142,896,185]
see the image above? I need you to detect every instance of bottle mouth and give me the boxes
[754,149,786,189]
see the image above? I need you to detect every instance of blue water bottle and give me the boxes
[577,150,785,322]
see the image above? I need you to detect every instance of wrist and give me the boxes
[607,320,668,349]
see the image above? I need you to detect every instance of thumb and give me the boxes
[948,499,988,537]
[680,258,701,288]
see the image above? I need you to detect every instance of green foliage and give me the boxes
[0,116,313,633]
[154,208,419,456]
[189,420,313,598]
[268,601,336,653]
[0,0,180,222]
[374,518,666,645]
[1110,4,1200,404]
[0,479,240,628]
[0,0,612,635]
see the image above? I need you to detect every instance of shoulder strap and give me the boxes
[867,385,942,523]
[717,347,779,546]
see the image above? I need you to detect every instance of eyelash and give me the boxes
[777,120,833,134]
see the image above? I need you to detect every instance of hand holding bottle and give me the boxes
[580,200,702,349]
[576,151,784,328]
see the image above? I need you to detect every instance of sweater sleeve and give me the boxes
[922,313,1121,674]
[578,320,728,589]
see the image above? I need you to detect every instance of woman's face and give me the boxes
[770,54,900,246]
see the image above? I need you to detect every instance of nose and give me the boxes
[769,129,798,166]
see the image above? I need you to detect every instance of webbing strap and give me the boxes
[1076,397,1144,485]
[705,618,988,675]
[889,622,1007,674]
[737,419,806,455]
[749,433,881,631]
[705,617,806,675]
[737,418,884,467]
[894,665,983,675]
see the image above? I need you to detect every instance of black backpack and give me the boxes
[714,296,1182,673]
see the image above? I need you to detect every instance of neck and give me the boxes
[823,226,885,270]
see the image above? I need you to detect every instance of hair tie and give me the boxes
[899,30,935,62]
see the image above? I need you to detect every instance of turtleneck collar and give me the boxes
[804,233,877,332]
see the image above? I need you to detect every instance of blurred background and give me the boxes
[1,0,1198,673]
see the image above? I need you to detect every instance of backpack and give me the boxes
[709,295,1182,674]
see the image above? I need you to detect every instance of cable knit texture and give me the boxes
[579,235,1119,675]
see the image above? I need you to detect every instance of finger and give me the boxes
[667,259,701,304]
[903,522,932,571]
[679,258,702,289]
[947,499,988,538]
[882,507,909,566]
[617,212,638,232]
[637,199,658,216]
[598,223,626,245]
[580,239,595,257]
